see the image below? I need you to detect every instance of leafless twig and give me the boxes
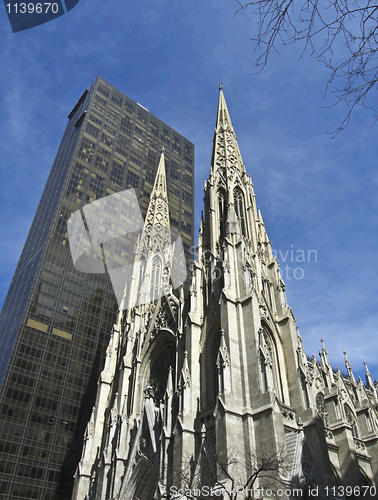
[235,0,378,136]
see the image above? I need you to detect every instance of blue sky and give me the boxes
[0,0,377,381]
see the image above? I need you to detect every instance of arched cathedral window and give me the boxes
[316,392,329,427]
[217,190,227,240]
[344,404,359,438]
[301,374,310,410]
[233,188,246,237]
[151,256,161,302]
[259,329,273,394]
[258,328,285,401]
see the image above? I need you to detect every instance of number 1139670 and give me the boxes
[6,3,60,14]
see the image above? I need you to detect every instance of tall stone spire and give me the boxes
[343,350,356,385]
[124,148,174,312]
[365,361,375,391]
[140,148,170,247]
[210,84,246,180]
[215,82,235,135]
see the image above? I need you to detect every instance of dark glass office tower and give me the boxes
[0,76,194,500]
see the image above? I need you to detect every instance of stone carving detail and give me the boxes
[153,298,177,335]
[181,367,191,389]
[324,428,334,440]
[110,406,118,427]
[302,458,314,482]
[259,303,268,319]
[86,408,95,439]
[243,264,255,288]
[217,339,230,368]
[144,384,155,399]
[259,303,272,323]
[136,430,155,463]
[259,329,273,367]
[257,242,268,262]
[354,438,366,451]
[281,407,295,420]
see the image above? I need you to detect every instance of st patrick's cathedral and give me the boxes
[72,87,378,499]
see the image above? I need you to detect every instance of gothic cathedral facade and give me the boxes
[72,88,378,499]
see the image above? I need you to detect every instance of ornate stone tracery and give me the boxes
[316,392,329,427]
[344,404,359,438]
[233,187,246,236]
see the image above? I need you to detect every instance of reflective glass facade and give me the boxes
[0,76,194,500]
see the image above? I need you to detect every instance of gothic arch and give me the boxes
[202,325,222,406]
[150,255,162,302]
[258,323,285,402]
[217,189,227,240]
[344,403,359,438]
[233,187,247,237]
[315,392,329,427]
[138,334,177,410]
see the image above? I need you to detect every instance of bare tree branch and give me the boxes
[235,0,378,136]
[172,446,290,499]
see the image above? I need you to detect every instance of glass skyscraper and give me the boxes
[0,76,194,500]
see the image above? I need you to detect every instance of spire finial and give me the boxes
[296,326,303,343]
[161,145,165,153]
[219,82,223,91]
[320,339,328,355]
[364,361,375,391]
[344,350,356,384]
